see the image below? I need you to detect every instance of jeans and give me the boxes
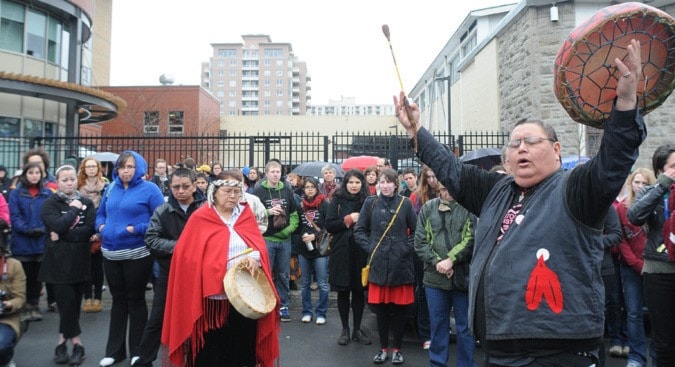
[644,272,675,366]
[425,286,477,367]
[298,255,328,318]
[0,323,15,365]
[265,239,291,308]
[620,264,647,365]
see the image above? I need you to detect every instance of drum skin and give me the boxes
[224,262,276,319]
[554,2,675,128]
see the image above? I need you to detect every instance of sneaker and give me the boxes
[392,350,404,365]
[626,361,641,367]
[280,307,290,322]
[82,299,94,313]
[337,328,350,345]
[69,344,85,365]
[622,346,630,357]
[54,342,69,364]
[5,359,15,367]
[301,315,312,323]
[609,345,622,357]
[48,302,58,312]
[316,316,326,325]
[422,340,431,350]
[130,356,140,365]
[99,357,116,367]
[373,350,388,364]
[310,282,318,291]
[91,299,102,313]
[101,285,107,291]
[30,308,44,322]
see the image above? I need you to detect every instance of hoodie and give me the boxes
[96,151,165,260]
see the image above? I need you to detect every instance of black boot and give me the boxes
[69,344,85,365]
[352,329,372,345]
[337,328,350,345]
[54,342,69,364]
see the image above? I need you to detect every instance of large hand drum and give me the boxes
[554,2,675,128]
[224,261,276,319]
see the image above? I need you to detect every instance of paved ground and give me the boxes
[12,288,637,366]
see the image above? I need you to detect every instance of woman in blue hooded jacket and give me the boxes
[8,162,52,322]
[95,151,164,367]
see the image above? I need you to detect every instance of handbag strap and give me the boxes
[366,196,405,267]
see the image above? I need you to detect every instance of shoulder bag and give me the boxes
[361,196,405,287]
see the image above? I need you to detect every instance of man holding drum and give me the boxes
[394,39,644,366]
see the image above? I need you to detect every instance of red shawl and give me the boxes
[161,203,280,367]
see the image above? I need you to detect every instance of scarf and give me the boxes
[79,179,105,207]
[162,203,280,367]
[302,193,325,211]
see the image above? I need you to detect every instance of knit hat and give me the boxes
[197,164,211,173]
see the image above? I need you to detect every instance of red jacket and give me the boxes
[616,199,647,273]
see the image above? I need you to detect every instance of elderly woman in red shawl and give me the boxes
[161,178,280,367]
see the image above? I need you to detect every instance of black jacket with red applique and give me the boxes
[414,106,645,359]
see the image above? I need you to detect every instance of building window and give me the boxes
[230,59,236,67]
[264,90,271,97]
[264,100,270,107]
[264,80,271,87]
[144,111,159,134]
[22,119,43,137]
[0,116,20,137]
[229,101,236,107]
[229,70,236,77]
[264,48,283,58]
[460,22,477,59]
[229,90,237,97]
[218,49,236,58]
[26,9,46,58]
[168,111,184,134]
[276,101,283,107]
[229,80,237,88]
[0,1,24,53]
[47,16,62,63]
[217,80,224,87]
[276,90,283,97]
[218,60,223,66]
[276,79,283,86]
[265,60,271,67]
[228,110,237,116]
[276,60,283,67]
[275,70,283,77]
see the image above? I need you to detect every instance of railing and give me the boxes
[0,130,509,178]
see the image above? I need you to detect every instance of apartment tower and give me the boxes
[201,34,311,116]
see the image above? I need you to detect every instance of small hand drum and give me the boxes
[224,261,276,319]
[554,2,675,128]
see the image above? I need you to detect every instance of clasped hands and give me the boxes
[436,258,454,279]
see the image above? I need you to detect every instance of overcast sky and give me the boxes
[109,0,515,105]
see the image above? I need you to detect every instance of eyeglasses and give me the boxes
[506,136,556,149]
[220,188,243,197]
[119,165,135,170]
[171,184,193,191]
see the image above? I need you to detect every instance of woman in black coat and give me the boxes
[353,168,417,365]
[40,165,96,366]
[325,169,371,346]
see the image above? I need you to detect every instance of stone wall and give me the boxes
[498,2,675,169]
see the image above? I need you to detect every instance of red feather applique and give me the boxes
[525,251,563,314]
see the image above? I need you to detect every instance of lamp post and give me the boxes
[433,76,452,145]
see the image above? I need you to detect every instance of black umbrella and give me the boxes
[291,161,345,178]
[459,147,503,170]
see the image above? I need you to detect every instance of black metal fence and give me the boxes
[0,130,509,177]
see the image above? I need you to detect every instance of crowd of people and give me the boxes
[0,39,671,367]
